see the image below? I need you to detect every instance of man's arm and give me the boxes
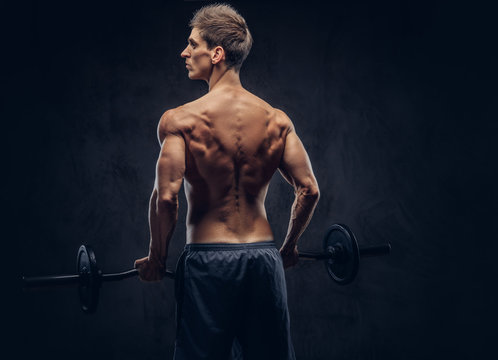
[278,114,320,268]
[135,110,185,281]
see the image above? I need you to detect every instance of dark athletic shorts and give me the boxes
[173,241,296,360]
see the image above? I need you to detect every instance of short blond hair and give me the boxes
[189,3,253,71]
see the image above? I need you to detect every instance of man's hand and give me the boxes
[279,245,299,269]
[134,256,166,282]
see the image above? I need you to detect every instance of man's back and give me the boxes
[169,86,290,243]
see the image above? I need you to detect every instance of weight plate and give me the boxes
[77,245,101,313]
[323,224,360,285]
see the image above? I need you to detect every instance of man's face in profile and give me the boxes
[181,27,213,81]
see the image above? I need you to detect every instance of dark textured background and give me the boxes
[5,0,496,359]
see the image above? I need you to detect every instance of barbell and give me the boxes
[22,223,390,313]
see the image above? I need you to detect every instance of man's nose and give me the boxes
[181,46,189,58]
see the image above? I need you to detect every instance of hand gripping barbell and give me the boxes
[22,223,390,313]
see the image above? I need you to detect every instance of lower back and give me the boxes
[186,213,274,244]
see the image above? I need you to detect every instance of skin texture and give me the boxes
[134,27,320,281]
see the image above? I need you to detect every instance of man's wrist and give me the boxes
[148,252,166,268]
[280,241,297,252]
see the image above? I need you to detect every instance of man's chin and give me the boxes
[187,73,204,81]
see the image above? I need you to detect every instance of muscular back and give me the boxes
[168,87,290,243]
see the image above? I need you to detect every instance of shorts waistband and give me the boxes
[184,241,276,251]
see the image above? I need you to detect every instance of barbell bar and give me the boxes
[22,223,390,313]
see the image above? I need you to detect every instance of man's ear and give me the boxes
[211,46,225,64]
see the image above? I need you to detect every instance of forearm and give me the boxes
[147,189,178,265]
[282,187,319,250]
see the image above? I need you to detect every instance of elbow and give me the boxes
[297,182,320,203]
[308,184,320,203]
[156,193,178,214]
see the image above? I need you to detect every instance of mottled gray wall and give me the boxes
[6,0,496,359]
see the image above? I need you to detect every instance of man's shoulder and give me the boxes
[272,108,290,121]
[272,108,294,133]
[160,106,185,122]
[162,100,202,121]
[157,105,194,139]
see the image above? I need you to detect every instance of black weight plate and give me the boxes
[77,245,101,313]
[323,224,360,285]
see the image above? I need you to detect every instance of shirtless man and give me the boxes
[134,4,319,359]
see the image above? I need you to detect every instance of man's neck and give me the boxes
[207,66,242,92]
